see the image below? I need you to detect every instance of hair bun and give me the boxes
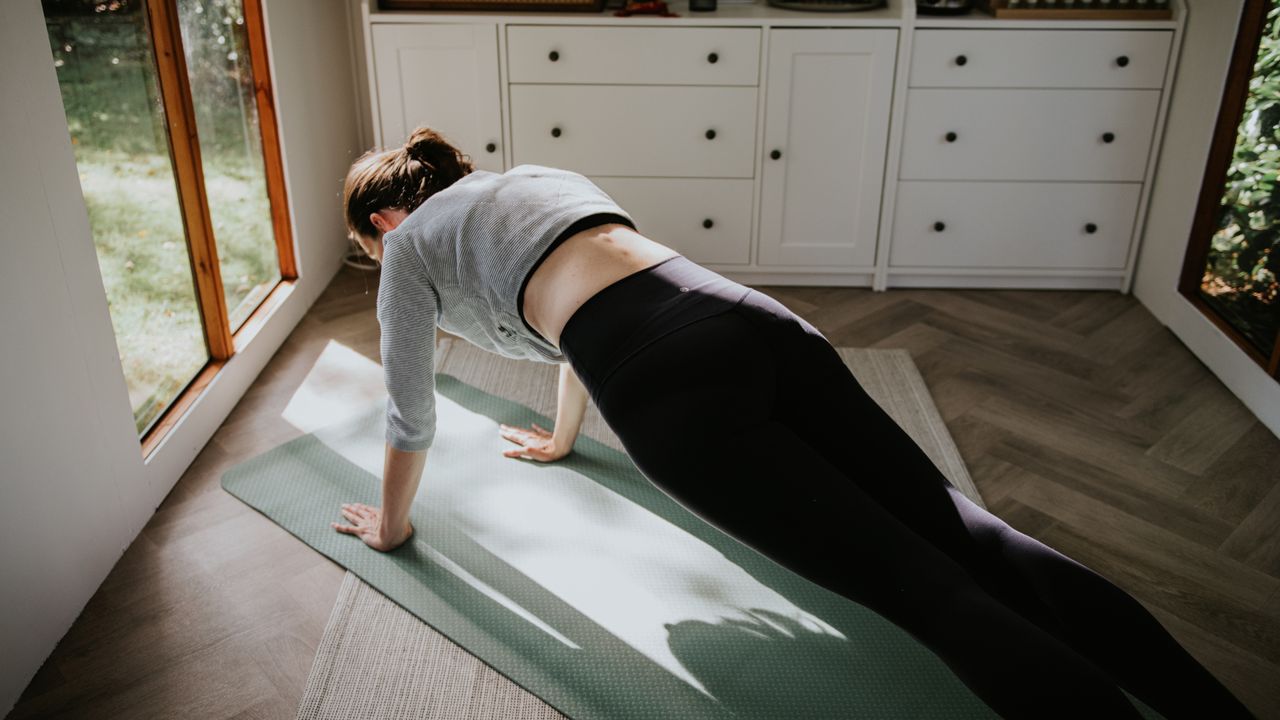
[404,127,448,168]
[402,126,474,189]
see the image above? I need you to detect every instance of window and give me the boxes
[42,0,295,453]
[1182,0,1280,378]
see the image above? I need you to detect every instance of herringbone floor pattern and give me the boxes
[9,265,1279,719]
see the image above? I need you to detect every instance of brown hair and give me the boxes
[342,126,475,241]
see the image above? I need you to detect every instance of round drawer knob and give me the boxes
[770,149,782,160]
[485,142,497,153]
[945,131,958,143]
[1085,222,1099,234]
[703,218,714,229]
[551,127,562,138]
[705,129,716,140]
[1102,132,1116,144]
[955,54,968,66]
[1116,55,1130,67]
[548,50,560,62]
[707,52,719,64]
[934,221,946,232]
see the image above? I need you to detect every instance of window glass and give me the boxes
[1199,1,1280,355]
[176,0,281,332]
[43,0,209,435]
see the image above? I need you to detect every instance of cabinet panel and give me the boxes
[371,24,503,172]
[890,181,1141,269]
[507,26,760,86]
[910,30,1172,89]
[592,178,752,265]
[510,85,757,178]
[899,88,1161,182]
[758,29,897,267]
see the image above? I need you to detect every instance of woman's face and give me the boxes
[356,208,410,264]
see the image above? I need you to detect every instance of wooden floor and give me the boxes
[9,265,1280,719]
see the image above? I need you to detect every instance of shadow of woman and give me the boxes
[664,607,999,720]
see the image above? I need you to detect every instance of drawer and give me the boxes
[910,30,1172,89]
[507,26,761,85]
[889,181,1141,269]
[510,85,757,178]
[593,177,752,265]
[899,89,1160,182]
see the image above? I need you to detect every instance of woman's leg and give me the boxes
[590,306,1144,719]
[727,288,1254,720]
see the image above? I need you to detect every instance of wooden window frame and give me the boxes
[1179,0,1280,379]
[139,0,297,459]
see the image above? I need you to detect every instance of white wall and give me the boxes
[1134,0,1280,438]
[0,0,362,714]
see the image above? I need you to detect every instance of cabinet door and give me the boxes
[371,24,503,172]
[758,29,896,267]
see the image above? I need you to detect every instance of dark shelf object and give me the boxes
[1086,223,1099,234]
[934,221,946,232]
[703,219,715,229]
[918,0,976,15]
[770,149,782,160]
[485,142,497,153]
[705,129,716,140]
[1102,132,1116,144]
[766,0,887,12]
[945,131,958,143]
[551,127,562,138]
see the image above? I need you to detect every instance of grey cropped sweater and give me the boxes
[376,164,636,452]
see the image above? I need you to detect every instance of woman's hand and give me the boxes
[332,502,414,552]
[499,422,570,462]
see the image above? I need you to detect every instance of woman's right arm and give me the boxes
[377,443,428,546]
[334,235,439,552]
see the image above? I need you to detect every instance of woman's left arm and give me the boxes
[500,362,588,462]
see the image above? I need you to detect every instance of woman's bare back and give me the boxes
[521,223,680,349]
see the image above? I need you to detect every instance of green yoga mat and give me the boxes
[222,373,1163,720]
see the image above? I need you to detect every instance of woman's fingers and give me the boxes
[498,425,527,445]
[341,507,363,524]
[499,423,553,443]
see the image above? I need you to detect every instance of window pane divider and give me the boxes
[146,0,235,362]
[244,0,297,281]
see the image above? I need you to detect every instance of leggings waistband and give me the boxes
[559,255,752,398]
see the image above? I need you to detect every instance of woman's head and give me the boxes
[342,126,474,262]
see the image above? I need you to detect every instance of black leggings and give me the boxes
[557,255,1253,720]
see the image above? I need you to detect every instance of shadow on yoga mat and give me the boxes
[222,373,1163,720]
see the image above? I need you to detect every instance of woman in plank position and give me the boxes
[333,126,1252,719]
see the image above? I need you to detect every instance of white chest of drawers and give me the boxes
[355,0,1184,291]
[884,23,1182,290]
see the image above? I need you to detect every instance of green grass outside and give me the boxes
[77,146,278,434]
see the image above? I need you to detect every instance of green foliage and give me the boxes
[1205,1,1280,351]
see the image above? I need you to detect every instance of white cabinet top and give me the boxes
[361,0,1183,30]
[364,0,907,27]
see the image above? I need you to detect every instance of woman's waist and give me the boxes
[558,255,752,394]
[520,225,681,347]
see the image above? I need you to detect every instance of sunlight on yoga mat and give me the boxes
[286,343,847,698]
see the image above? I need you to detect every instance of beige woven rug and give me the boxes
[295,339,982,720]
